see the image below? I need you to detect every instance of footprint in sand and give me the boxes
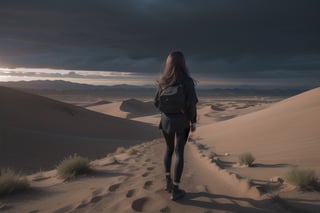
[146,167,154,171]
[129,166,140,172]
[131,197,150,212]
[109,183,121,192]
[143,180,153,190]
[90,195,103,203]
[91,188,104,196]
[76,202,88,209]
[142,172,149,177]
[52,205,73,213]
[160,206,171,213]
[126,189,135,198]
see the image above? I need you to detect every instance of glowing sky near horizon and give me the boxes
[0,68,156,86]
[0,68,316,88]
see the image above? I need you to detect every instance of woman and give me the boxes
[154,51,198,201]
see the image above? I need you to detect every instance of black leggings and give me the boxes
[162,128,190,183]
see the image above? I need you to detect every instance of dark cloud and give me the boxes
[0,0,320,84]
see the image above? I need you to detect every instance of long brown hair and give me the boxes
[158,51,190,89]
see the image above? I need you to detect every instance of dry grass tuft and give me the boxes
[285,168,318,190]
[57,154,90,180]
[239,152,255,167]
[0,169,29,197]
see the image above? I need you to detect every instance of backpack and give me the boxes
[158,83,186,113]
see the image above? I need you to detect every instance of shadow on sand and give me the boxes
[177,191,319,213]
[253,163,291,168]
[177,192,272,213]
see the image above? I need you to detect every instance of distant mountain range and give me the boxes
[0,80,153,90]
[0,80,308,97]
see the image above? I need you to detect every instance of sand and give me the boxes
[0,86,160,173]
[1,140,276,213]
[197,87,320,174]
[1,86,319,212]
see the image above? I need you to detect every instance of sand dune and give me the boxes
[87,98,160,125]
[0,86,160,173]
[119,99,158,118]
[81,100,111,108]
[194,87,320,211]
[87,102,129,119]
[1,87,319,212]
[197,87,320,171]
[197,99,275,125]
[88,99,158,119]
[131,114,160,126]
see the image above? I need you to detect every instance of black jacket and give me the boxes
[154,76,198,133]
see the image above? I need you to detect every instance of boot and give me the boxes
[165,175,173,193]
[171,184,185,201]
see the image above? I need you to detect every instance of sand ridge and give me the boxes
[87,98,161,126]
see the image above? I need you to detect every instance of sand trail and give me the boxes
[1,139,281,213]
[174,140,276,213]
[71,140,277,213]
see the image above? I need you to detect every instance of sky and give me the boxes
[0,0,319,88]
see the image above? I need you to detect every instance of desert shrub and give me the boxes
[0,169,29,196]
[285,168,318,190]
[57,154,90,179]
[239,152,255,167]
